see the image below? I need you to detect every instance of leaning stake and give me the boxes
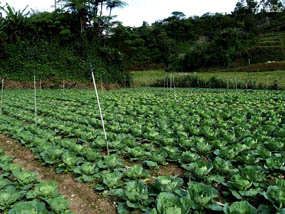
[0,79,4,115]
[90,63,109,155]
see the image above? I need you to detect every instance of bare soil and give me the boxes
[0,134,116,214]
[158,163,184,177]
[1,78,121,90]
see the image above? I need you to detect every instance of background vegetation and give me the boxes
[0,0,285,86]
[110,0,285,72]
[0,0,130,85]
[131,69,285,89]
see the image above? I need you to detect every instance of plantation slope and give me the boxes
[248,31,285,63]
[0,134,116,214]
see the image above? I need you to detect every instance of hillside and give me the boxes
[248,31,285,64]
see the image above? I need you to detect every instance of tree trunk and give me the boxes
[100,1,104,17]
[104,7,112,46]
[80,18,84,33]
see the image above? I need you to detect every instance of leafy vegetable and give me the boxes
[224,201,257,214]
[187,182,218,208]
[27,182,60,199]
[12,170,39,186]
[0,187,25,210]
[152,176,184,194]
[8,200,47,214]
[102,171,123,189]
[48,196,71,214]
[154,192,193,214]
[124,165,150,179]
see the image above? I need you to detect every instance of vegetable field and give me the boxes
[0,88,285,214]
[0,148,71,214]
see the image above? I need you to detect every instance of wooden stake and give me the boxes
[173,75,177,103]
[0,79,4,115]
[101,75,103,91]
[90,63,109,155]
[166,77,168,90]
[124,75,126,88]
[235,77,238,93]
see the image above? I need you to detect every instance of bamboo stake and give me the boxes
[173,75,177,103]
[248,58,250,80]
[235,77,238,93]
[34,75,37,123]
[101,75,103,91]
[90,63,109,155]
[124,75,126,89]
[166,77,168,90]
[0,79,4,115]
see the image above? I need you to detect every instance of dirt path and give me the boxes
[0,134,116,214]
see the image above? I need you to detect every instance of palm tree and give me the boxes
[59,0,89,33]
[105,0,127,43]
[0,4,29,42]
[106,0,127,18]
[259,0,284,12]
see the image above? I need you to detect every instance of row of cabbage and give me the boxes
[0,88,284,213]
[0,148,72,214]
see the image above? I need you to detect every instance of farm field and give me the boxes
[130,70,285,88]
[0,88,285,213]
[0,147,72,213]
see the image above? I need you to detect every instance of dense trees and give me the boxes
[109,0,285,72]
[1,0,285,80]
[0,0,130,84]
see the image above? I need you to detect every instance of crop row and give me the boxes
[0,147,72,214]
[0,88,284,213]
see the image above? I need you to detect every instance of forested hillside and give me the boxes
[0,0,285,84]
[110,0,285,72]
[0,0,130,85]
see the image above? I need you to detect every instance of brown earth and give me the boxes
[158,164,184,177]
[1,77,121,90]
[0,134,116,214]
